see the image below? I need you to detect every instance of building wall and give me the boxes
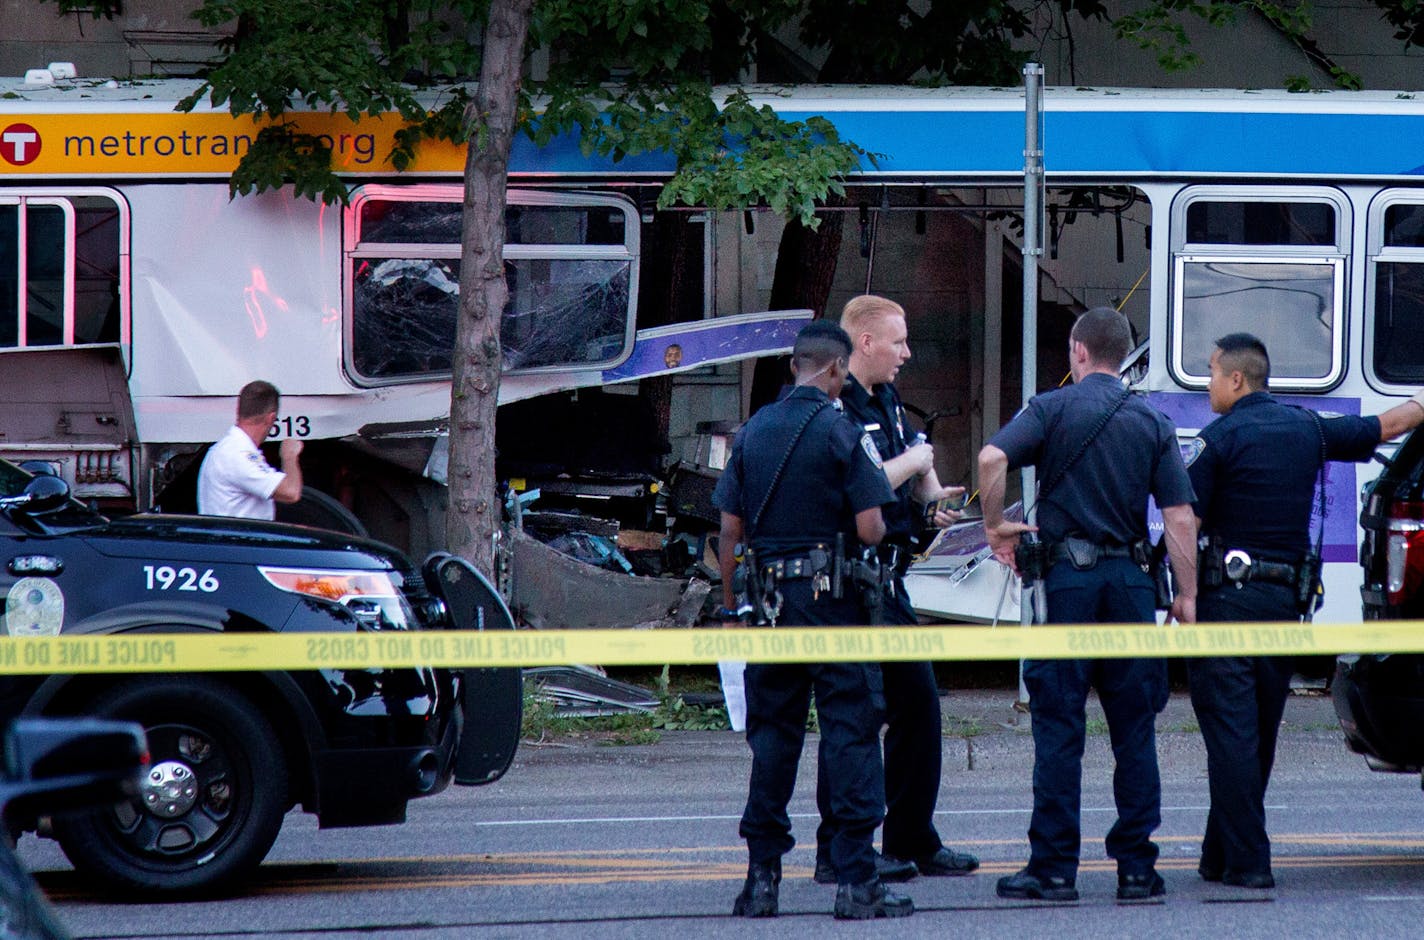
[6,2,1424,89]
[1033,1,1424,91]
[2,0,218,79]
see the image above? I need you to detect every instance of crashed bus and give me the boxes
[1,79,1422,627]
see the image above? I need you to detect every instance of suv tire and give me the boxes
[53,677,287,896]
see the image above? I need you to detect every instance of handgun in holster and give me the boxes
[1198,535,1224,589]
[738,546,768,625]
[1296,550,1323,619]
[849,548,889,625]
[1014,532,1048,585]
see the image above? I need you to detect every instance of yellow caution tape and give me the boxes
[0,621,1420,674]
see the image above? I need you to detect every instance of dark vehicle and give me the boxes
[0,717,149,940]
[0,461,520,896]
[1335,426,1424,773]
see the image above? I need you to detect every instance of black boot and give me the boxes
[733,862,781,917]
[833,878,914,919]
[815,850,917,885]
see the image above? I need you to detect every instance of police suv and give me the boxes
[1335,426,1424,777]
[0,460,520,896]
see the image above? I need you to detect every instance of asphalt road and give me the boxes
[20,687,1424,939]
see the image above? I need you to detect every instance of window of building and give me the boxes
[345,186,639,384]
[0,193,125,349]
[1171,188,1347,390]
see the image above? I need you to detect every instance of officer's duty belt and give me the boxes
[1220,548,1299,587]
[1045,541,1137,569]
[762,557,823,580]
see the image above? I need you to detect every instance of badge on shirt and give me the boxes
[860,433,884,469]
[1182,436,1207,467]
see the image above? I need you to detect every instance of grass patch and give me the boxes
[520,667,733,745]
[943,716,986,738]
[1085,717,1110,736]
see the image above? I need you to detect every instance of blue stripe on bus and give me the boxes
[511,109,1424,178]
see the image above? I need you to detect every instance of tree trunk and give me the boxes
[448,0,533,575]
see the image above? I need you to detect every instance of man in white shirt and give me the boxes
[197,380,304,520]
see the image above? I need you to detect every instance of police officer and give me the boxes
[713,320,912,921]
[1184,332,1424,890]
[977,306,1199,902]
[810,295,979,885]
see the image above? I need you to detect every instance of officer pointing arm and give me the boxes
[1183,332,1424,892]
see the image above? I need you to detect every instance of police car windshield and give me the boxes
[0,461,36,497]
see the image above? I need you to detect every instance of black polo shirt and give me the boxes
[1187,391,1380,562]
[990,372,1194,545]
[713,385,895,559]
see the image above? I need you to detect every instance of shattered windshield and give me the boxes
[346,190,638,384]
[351,257,632,378]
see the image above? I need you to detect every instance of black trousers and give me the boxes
[1188,581,1296,879]
[815,579,944,861]
[740,581,886,885]
[1025,558,1167,881]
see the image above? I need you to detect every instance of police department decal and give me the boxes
[5,578,64,637]
[1182,437,1207,467]
[860,434,884,468]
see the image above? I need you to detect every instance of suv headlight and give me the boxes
[259,566,413,630]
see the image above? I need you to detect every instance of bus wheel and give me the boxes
[275,485,368,537]
[52,678,288,896]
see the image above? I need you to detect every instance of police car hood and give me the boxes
[87,514,409,570]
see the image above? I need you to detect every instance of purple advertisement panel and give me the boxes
[1146,392,1362,563]
[600,313,809,384]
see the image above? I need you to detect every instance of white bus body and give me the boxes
[3,81,1423,622]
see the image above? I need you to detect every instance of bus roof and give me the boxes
[3,79,1424,181]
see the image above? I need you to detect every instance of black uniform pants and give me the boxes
[1025,559,1167,882]
[740,582,886,884]
[814,578,944,861]
[1188,581,1296,879]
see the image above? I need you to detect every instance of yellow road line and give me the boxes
[42,840,1424,901]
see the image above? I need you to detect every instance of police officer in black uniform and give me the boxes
[978,306,1199,902]
[809,295,979,885]
[1184,332,1424,890]
[713,320,912,920]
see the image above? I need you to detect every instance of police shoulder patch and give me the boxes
[1182,436,1207,467]
[860,433,884,469]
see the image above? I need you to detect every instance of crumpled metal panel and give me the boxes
[508,527,692,630]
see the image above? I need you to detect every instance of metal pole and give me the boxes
[1018,62,1045,707]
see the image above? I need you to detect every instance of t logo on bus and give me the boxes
[1,124,41,165]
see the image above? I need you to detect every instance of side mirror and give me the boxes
[0,718,148,824]
[0,475,71,516]
[16,461,58,478]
